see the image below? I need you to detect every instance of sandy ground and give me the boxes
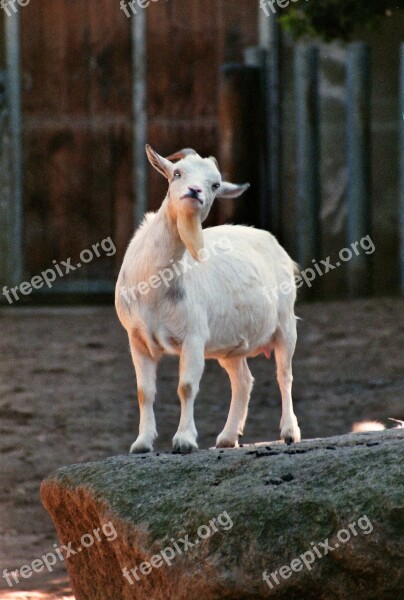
[0,297,403,599]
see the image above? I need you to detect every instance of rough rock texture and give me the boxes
[41,430,404,600]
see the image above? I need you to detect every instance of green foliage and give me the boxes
[278,1,402,41]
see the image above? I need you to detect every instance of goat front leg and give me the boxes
[129,341,158,454]
[173,338,205,453]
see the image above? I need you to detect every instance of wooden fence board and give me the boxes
[21,0,133,279]
[18,0,257,286]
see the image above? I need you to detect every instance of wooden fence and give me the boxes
[0,5,403,301]
[0,1,257,301]
[220,26,404,297]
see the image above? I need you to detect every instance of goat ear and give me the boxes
[208,156,220,169]
[216,182,250,199]
[145,145,173,179]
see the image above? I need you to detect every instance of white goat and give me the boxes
[115,145,301,453]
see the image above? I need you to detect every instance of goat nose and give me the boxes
[188,185,202,194]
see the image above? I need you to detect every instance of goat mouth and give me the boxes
[180,194,203,205]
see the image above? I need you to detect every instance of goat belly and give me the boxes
[204,337,250,359]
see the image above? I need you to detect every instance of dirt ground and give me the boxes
[0,297,403,599]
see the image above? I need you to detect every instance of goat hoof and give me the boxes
[280,421,301,445]
[172,442,197,454]
[130,440,153,454]
[172,433,198,454]
[216,434,238,449]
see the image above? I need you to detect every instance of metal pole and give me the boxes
[400,44,404,294]
[346,42,372,297]
[131,11,148,228]
[295,44,321,270]
[0,11,24,287]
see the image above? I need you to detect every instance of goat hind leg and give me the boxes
[275,326,301,444]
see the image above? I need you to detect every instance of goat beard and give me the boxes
[176,211,204,261]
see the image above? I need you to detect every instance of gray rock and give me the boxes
[41,429,404,599]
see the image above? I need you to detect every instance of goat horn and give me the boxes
[165,148,199,161]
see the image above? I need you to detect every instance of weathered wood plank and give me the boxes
[0,10,23,292]
[346,42,372,297]
[21,0,133,280]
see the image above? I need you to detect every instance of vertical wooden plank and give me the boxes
[244,45,269,230]
[346,42,372,297]
[21,0,133,285]
[0,10,23,291]
[258,9,283,238]
[267,13,282,239]
[132,10,147,227]
[146,0,257,213]
[217,64,262,226]
[400,43,404,294]
[295,44,321,270]
[0,12,10,294]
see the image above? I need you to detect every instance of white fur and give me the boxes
[115,146,301,453]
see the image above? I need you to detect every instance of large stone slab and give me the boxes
[41,430,404,599]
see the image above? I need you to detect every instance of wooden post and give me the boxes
[131,11,148,228]
[346,42,372,297]
[0,10,24,295]
[294,44,321,270]
[244,46,269,230]
[400,44,404,294]
[267,14,282,240]
[218,64,262,227]
[258,12,284,239]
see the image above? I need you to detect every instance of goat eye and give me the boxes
[173,171,181,179]
[212,183,220,191]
